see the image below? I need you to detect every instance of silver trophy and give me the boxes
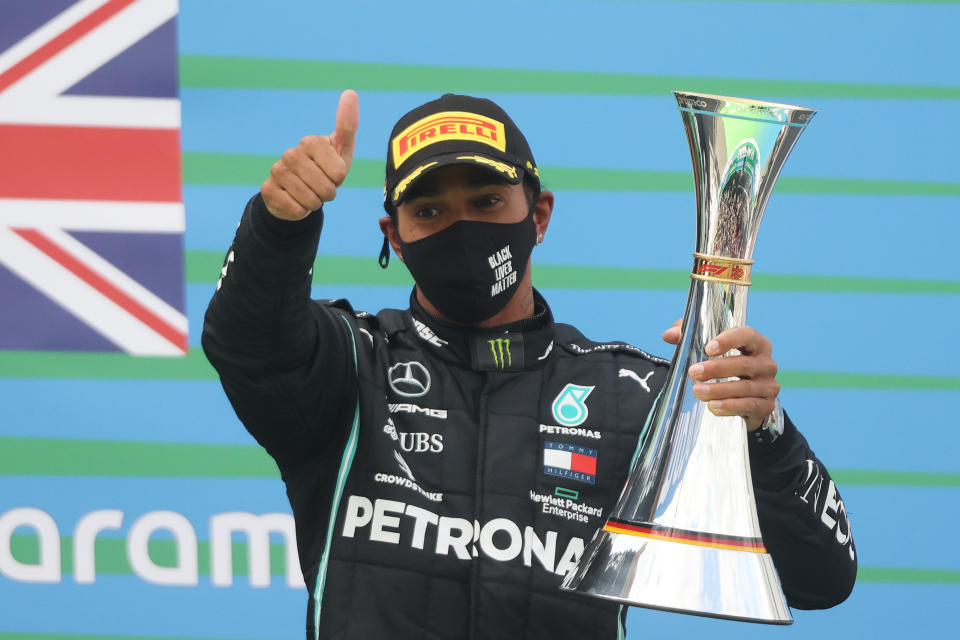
[560,92,816,624]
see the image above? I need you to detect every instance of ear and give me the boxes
[533,190,554,243]
[378,216,404,262]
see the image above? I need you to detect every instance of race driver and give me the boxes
[202,90,856,639]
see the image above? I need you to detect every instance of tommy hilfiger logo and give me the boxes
[543,441,597,485]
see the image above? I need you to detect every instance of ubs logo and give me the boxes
[388,361,432,398]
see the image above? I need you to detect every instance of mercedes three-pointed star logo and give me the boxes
[387,361,432,398]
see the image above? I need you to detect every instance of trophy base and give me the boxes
[560,525,793,625]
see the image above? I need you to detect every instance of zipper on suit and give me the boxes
[468,371,492,640]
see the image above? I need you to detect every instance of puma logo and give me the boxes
[619,368,654,393]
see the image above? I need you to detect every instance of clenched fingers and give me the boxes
[687,325,780,431]
[703,326,772,358]
[688,352,778,383]
[285,144,341,201]
[261,187,307,220]
[300,135,350,187]
[262,141,344,219]
[692,378,780,404]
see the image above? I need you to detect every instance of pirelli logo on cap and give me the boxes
[392,111,507,168]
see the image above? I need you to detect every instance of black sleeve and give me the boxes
[748,412,857,609]
[201,193,357,475]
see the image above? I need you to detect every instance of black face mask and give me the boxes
[399,211,537,324]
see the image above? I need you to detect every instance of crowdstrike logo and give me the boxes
[341,496,585,576]
[394,450,416,481]
[388,361,431,397]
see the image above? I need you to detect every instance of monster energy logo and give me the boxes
[488,338,512,370]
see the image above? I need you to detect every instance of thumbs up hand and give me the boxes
[261,90,359,220]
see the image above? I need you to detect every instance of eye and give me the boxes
[415,206,440,219]
[474,194,502,208]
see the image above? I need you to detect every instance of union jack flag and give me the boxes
[0,0,186,355]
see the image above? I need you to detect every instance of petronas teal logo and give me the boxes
[488,338,512,370]
[551,383,595,427]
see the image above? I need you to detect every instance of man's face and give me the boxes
[394,164,529,243]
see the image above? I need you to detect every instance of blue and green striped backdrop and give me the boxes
[2,1,958,638]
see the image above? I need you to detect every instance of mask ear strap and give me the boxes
[378,235,391,269]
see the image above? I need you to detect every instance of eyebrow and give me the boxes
[406,174,512,201]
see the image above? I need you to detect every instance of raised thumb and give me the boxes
[331,89,359,165]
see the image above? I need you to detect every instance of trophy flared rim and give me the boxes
[673,90,817,115]
[561,526,794,625]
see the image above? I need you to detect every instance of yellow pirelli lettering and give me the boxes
[392,111,507,168]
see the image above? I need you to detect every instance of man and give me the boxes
[202,90,856,639]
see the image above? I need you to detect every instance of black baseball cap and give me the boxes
[383,94,539,211]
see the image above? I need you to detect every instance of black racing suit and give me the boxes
[202,195,857,640]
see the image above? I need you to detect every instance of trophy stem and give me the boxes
[611,276,752,532]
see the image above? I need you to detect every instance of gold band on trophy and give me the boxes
[690,253,755,286]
